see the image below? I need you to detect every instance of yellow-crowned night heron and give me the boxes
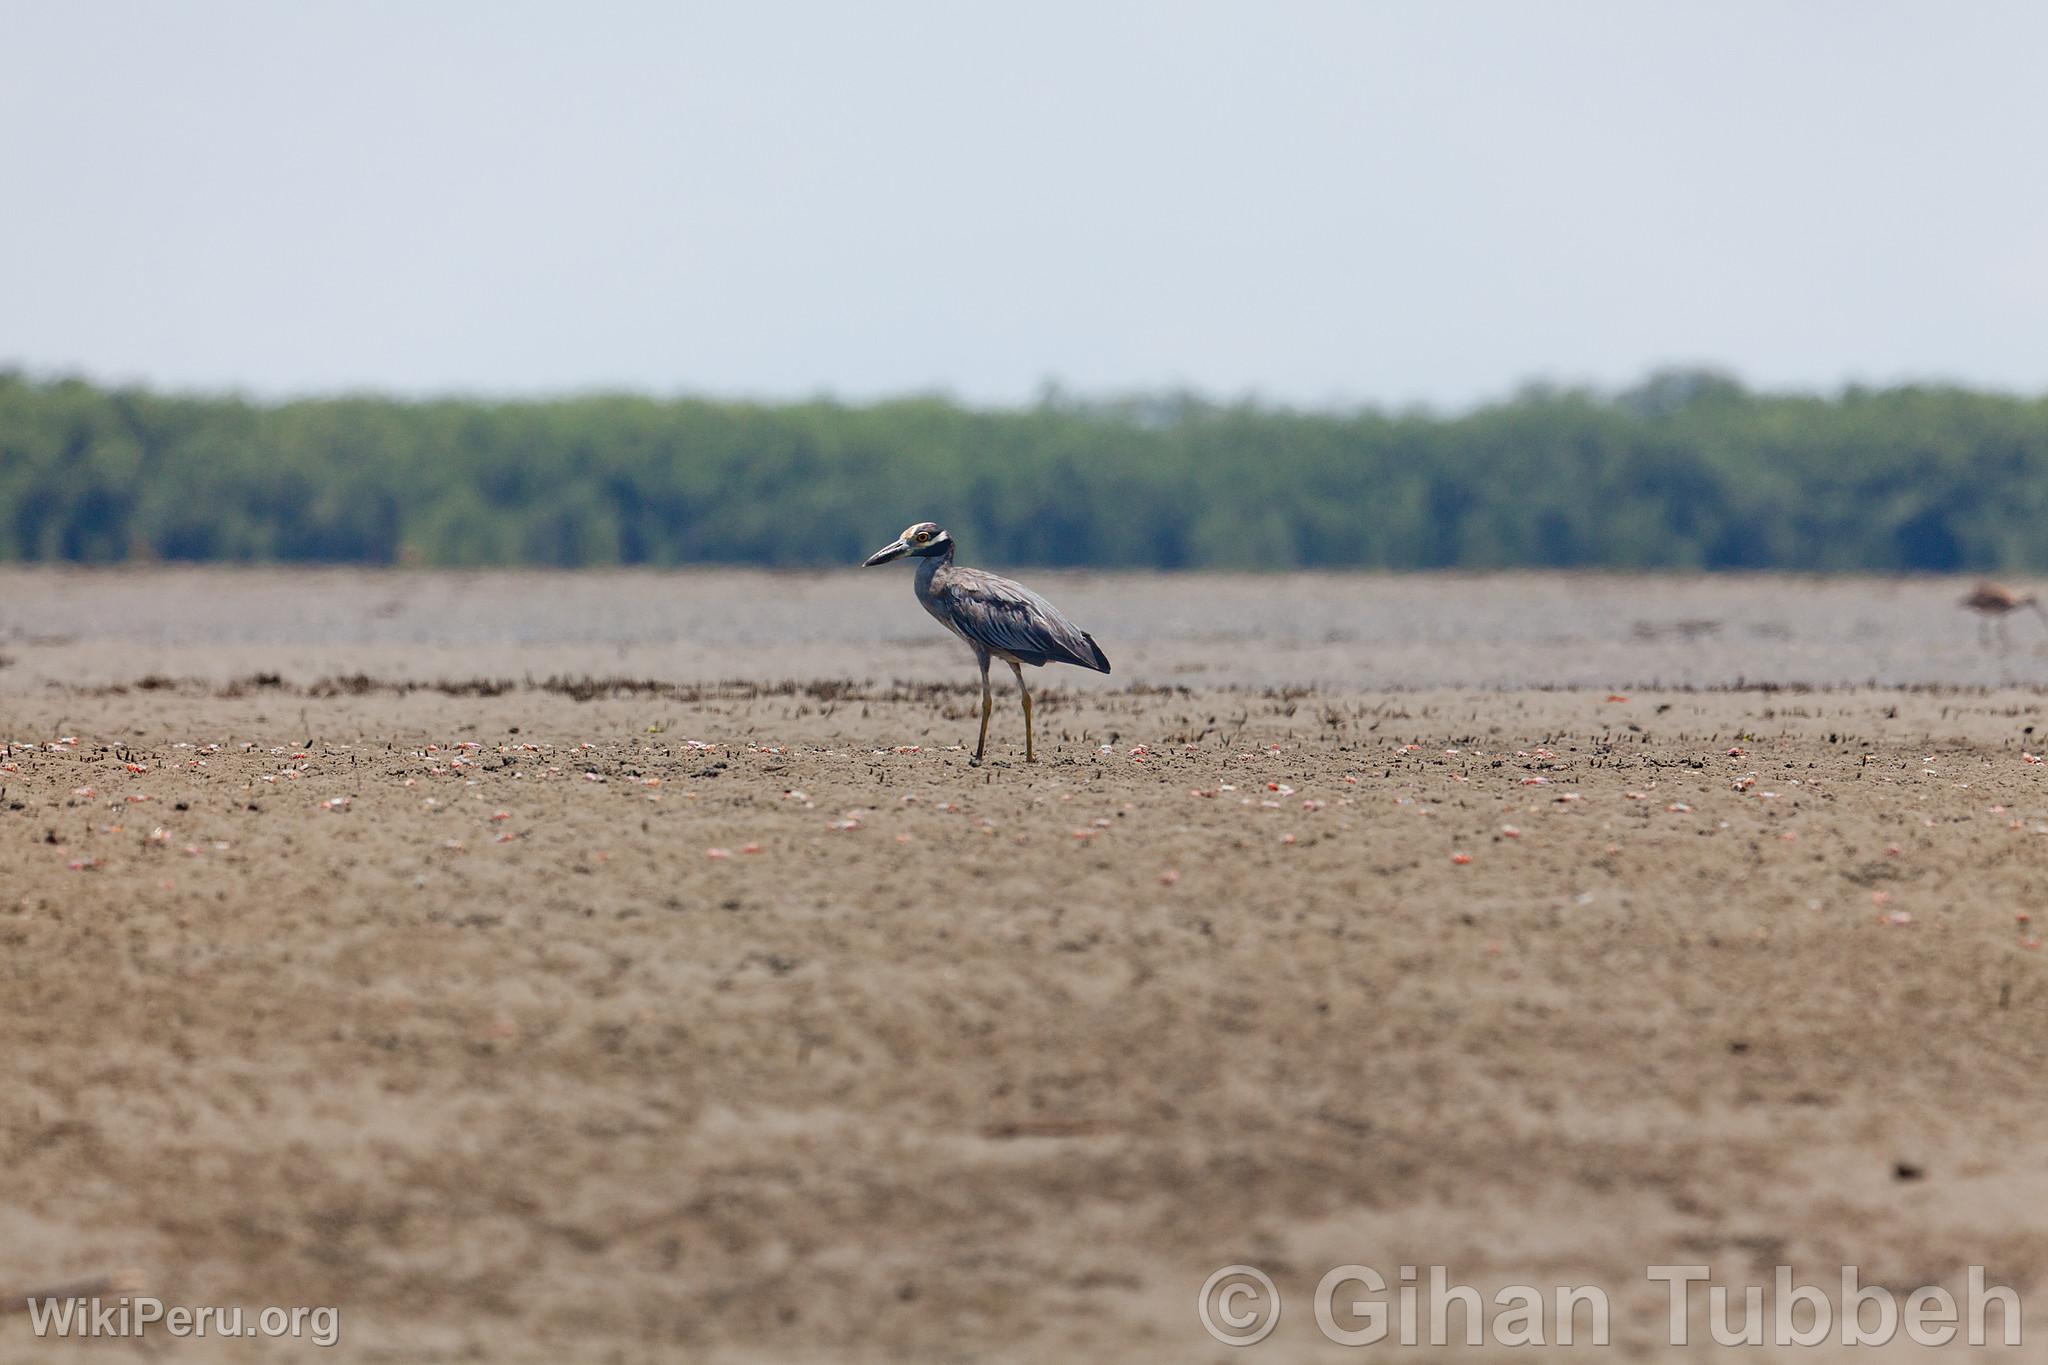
[864,521,1110,763]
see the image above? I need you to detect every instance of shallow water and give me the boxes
[0,566,2042,690]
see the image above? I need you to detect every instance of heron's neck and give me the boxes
[915,545,952,589]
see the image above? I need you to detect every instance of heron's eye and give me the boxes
[915,531,931,543]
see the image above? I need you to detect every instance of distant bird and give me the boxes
[1962,580,2046,650]
[864,522,1110,763]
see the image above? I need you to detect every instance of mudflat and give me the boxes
[5,671,2047,1361]
[4,564,2047,690]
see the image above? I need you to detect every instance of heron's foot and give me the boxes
[968,755,983,768]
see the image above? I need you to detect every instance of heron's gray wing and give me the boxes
[937,567,1111,672]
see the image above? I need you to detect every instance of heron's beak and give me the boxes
[863,539,910,567]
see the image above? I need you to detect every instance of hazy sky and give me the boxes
[3,2,2043,408]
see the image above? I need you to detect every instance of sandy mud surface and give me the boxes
[5,565,2048,690]
[4,674,2048,1361]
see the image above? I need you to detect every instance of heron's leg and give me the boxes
[1009,660,1034,763]
[974,654,993,761]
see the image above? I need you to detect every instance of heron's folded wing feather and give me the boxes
[940,569,1109,671]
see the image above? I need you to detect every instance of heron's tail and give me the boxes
[1080,633,1111,674]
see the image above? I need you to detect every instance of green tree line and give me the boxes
[3,367,2045,571]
